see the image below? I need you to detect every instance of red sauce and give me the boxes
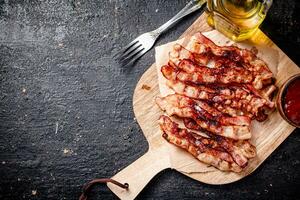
[284,78,300,126]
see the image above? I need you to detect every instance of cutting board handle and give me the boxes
[107,147,170,200]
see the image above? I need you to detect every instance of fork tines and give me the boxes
[114,39,146,67]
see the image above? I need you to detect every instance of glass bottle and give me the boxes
[206,0,273,41]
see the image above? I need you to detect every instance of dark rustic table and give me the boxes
[0,0,299,200]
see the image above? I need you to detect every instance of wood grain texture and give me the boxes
[108,13,300,199]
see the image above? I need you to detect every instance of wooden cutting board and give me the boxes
[107,13,300,200]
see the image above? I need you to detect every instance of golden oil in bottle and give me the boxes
[206,0,273,41]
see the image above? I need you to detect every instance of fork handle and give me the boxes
[154,0,206,35]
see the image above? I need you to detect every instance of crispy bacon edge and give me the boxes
[193,33,274,86]
[183,118,256,167]
[164,78,274,119]
[155,94,252,140]
[159,115,244,172]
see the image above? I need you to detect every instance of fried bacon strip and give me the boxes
[192,33,274,89]
[156,94,251,140]
[168,58,254,85]
[157,94,251,126]
[161,64,275,110]
[159,115,243,172]
[165,79,273,119]
[169,34,274,90]
[169,43,242,69]
[183,118,256,167]
[169,43,209,66]
[245,84,276,107]
[177,59,253,84]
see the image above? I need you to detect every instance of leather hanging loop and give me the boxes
[79,178,129,200]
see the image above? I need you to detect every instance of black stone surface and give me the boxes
[0,0,299,199]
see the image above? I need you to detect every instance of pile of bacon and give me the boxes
[156,33,277,173]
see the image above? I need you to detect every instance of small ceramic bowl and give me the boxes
[276,73,300,128]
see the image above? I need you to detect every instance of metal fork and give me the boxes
[114,0,206,67]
